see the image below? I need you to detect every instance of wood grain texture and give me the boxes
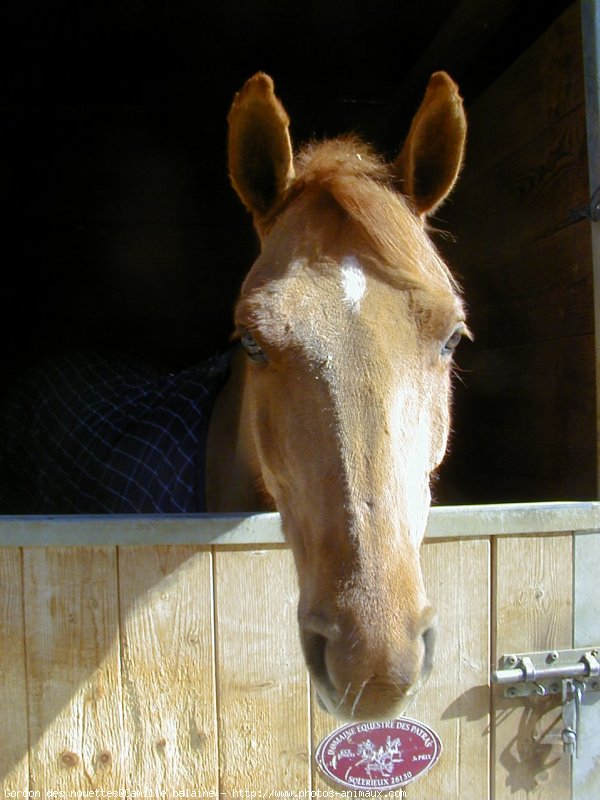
[118,546,217,794]
[581,0,600,502]
[453,334,596,500]
[455,222,594,351]
[443,104,588,269]
[0,520,590,793]
[214,548,310,797]
[459,3,584,179]
[310,690,337,794]
[492,535,573,800]
[407,539,490,799]
[0,548,28,791]
[435,1,594,505]
[23,546,125,793]
[573,531,600,798]
[311,539,490,798]
[2,502,600,545]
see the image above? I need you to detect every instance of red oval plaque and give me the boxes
[315,716,442,791]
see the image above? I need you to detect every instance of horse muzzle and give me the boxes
[299,607,436,722]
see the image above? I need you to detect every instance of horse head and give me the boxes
[222,72,467,720]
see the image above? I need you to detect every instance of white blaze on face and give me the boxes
[340,255,367,312]
[390,387,434,549]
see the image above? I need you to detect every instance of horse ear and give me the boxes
[228,73,295,225]
[394,72,466,216]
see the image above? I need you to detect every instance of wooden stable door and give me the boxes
[1,504,599,798]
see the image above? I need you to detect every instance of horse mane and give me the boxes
[293,136,459,296]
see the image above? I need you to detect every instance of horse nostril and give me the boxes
[300,612,340,685]
[303,631,329,683]
[421,625,436,680]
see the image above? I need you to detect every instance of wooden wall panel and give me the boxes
[407,539,490,799]
[311,694,336,794]
[462,224,593,351]
[438,2,595,504]
[23,547,125,793]
[461,4,585,178]
[214,548,310,797]
[581,0,600,503]
[118,546,217,794]
[0,521,589,794]
[457,336,596,501]
[448,105,588,268]
[0,548,28,790]
[311,539,490,798]
[492,535,573,800]
[573,531,600,797]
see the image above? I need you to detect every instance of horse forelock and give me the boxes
[295,136,390,186]
[291,137,460,300]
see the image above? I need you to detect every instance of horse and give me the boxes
[209,71,467,720]
[0,72,467,721]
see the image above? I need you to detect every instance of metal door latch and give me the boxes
[561,678,581,757]
[491,646,600,758]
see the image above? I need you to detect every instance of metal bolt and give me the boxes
[505,655,518,668]
[561,729,576,756]
[549,683,560,694]
[547,650,559,663]
[506,687,518,698]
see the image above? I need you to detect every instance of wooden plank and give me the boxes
[0,548,28,792]
[427,503,600,538]
[461,3,585,179]
[441,103,588,270]
[581,0,600,499]
[573,531,600,798]
[492,535,573,800]
[0,512,285,547]
[23,547,125,793]
[3,503,600,546]
[214,548,310,796]
[311,687,337,794]
[118,546,218,794]
[433,5,593,506]
[462,339,595,450]
[406,539,490,798]
[448,334,597,503]
[455,222,593,352]
[311,538,490,797]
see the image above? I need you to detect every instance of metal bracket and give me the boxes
[491,646,600,759]
[492,647,600,697]
[571,184,600,222]
[561,678,582,758]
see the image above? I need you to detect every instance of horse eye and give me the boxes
[442,325,465,357]
[241,331,268,363]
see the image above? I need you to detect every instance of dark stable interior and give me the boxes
[0,0,583,506]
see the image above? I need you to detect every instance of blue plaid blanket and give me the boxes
[0,348,232,513]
